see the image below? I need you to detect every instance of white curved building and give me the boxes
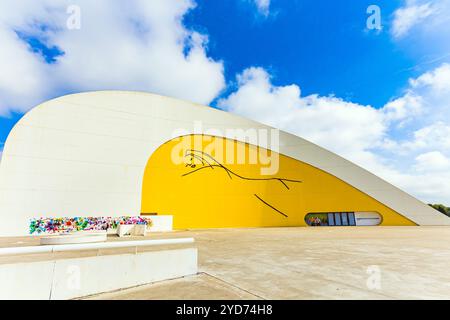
[0,91,448,236]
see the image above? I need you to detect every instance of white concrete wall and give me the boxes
[0,91,448,236]
[0,247,197,300]
[148,216,173,232]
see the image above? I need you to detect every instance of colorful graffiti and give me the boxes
[305,213,329,226]
[29,216,152,234]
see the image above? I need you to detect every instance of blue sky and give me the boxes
[188,0,412,107]
[0,0,449,203]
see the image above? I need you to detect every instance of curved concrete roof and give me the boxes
[0,91,448,235]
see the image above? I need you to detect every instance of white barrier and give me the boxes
[147,215,173,232]
[40,231,108,245]
[0,247,198,300]
[0,238,195,256]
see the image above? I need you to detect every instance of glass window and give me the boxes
[342,213,349,226]
[328,213,335,226]
[334,213,342,226]
[305,212,366,226]
[348,212,356,226]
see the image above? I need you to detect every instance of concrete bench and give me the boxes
[40,231,107,245]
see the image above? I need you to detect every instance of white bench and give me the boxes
[40,231,107,245]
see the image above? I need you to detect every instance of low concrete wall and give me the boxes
[0,248,197,300]
[40,231,107,245]
[148,216,173,232]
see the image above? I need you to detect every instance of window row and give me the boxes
[305,212,356,226]
[305,212,382,226]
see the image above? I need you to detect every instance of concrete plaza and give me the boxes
[85,226,450,299]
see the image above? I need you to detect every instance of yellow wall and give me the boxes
[141,135,416,228]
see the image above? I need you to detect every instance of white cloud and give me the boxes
[219,63,450,204]
[0,26,52,115]
[382,94,424,125]
[414,151,450,172]
[219,67,385,162]
[401,122,450,152]
[410,61,450,93]
[376,64,450,155]
[392,1,436,38]
[391,0,450,62]
[387,64,450,150]
[252,0,271,16]
[0,0,225,115]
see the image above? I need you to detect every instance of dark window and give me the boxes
[334,213,342,226]
[342,212,349,226]
[348,212,356,226]
[305,212,360,227]
[328,213,335,226]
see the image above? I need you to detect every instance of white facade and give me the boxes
[0,91,448,236]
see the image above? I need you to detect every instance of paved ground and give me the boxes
[83,226,450,300]
[2,227,450,299]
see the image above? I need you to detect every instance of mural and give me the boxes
[183,149,302,218]
[141,135,415,228]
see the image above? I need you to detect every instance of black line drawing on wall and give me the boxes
[182,149,302,218]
